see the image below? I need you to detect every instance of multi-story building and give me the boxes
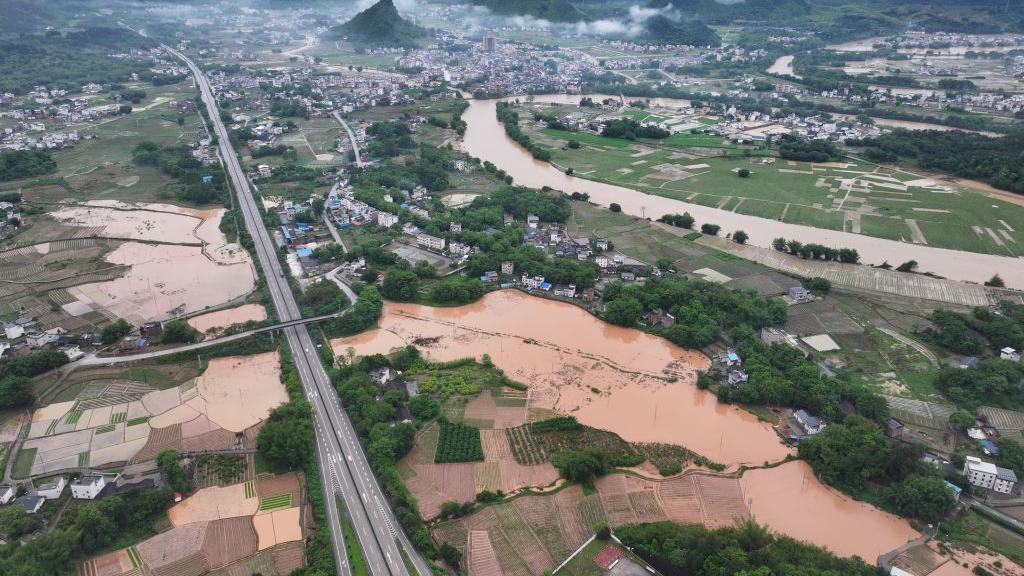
[377,211,399,228]
[416,233,445,251]
[964,456,1018,494]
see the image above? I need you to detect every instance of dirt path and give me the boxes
[877,326,939,367]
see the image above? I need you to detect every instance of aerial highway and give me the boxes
[163,44,432,576]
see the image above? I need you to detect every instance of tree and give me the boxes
[806,277,831,293]
[0,376,33,408]
[409,394,440,421]
[701,223,720,236]
[257,401,314,472]
[679,212,695,229]
[896,260,918,273]
[72,503,117,552]
[381,269,419,301]
[0,504,43,539]
[605,297,643,326]
[156,450,189,493]
[438,542,463,569]
[609,203,622,213]
[161,319,197,344]
[772,237,787,251]
[101,318,132,344]
[595,521,611,540]
[949,409,976,430]
[733,230,748,244]
[567,139,581,149]
[737,168,751,178]
[886,474,956,523]
[565,167,574,175]
[986,274,1006,288]
[786,239,802,254]
[552,449,608,485]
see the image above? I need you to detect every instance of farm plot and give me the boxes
[202,516,258,570]
[168,483,258,526]
[463,389,528,429]
[260,493,293,512]
[435,421,484,463]
[505,425,547,465]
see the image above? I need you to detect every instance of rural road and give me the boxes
[166,44,430,576]
[332,111,364,167]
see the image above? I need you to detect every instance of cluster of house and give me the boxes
[1,318,86,361]
[0,473,113,516]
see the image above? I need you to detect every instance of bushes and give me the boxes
[531,416,583,433]
[0,376,33,409]
[658,212,695,229]
[700,223,720,236]
[435,420,484,463]
[617,522,876,576]
[381,269,420,301]
[806,277,831,293]
[257,401,314,472]
[161,319,197,344]
[552,448,608,485]
[0,349,67,379]
[427,276,486,305]
[101,318,132,344]
[770,237,860,263]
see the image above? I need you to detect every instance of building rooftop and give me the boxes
[966,456,999,475]
[997,467,1018,483]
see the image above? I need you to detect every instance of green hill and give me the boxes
[471,0,589,23]
[326,0,425,48]
[643,15,721,46]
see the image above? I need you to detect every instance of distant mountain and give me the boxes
[472,0,589,23]
[649,0,812,24]
[643,15,721,47]
[325,0,425,48]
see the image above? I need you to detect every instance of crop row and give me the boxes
[435,420,484,463]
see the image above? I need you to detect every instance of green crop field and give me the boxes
[244,480,256,499]
[126,416,150,427]
[126,547,142,568]
[524,113,1024,256]
[435,420,484,463]
[95,424,116,434]
[259,493,293,511]
[110,412,127,424]
[78,452,89,467]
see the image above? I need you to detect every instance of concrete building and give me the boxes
[71,474,107,499]
[794,409,826,435]
[36,476,66,500]
[964,456,1018,494]
[483,36,497,52]
[0,484,14,504]
[1002,347,1020,363]
[15,495,44,514]
[377,211,399,228]
[416,232,445,251]
[501,260,514,275]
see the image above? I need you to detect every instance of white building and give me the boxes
[964,456,1018,494]
[36,476,66,500]
[70,475,107,499]
[1002,347,1020,363]
[377,211,399,228]
[416,233,445,251]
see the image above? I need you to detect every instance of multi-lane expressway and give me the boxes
[163,44,431,576]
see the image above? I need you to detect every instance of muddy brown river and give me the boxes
[332,291,920,559]
[460,96,1024,289]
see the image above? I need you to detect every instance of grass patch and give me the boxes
[12,447,36,479]
[259,492,293,511]
[435,420,484,463]
[337,497,370,576]
[683,231,702,241]
[940,510,1024,567]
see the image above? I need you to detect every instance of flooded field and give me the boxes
[52,201,257,323]
[460,97,1024,289]
[187,304,268,334]
[767,55,798,77]
[336,292,927,560]
[334,290,790,466]
[742,460,919,561]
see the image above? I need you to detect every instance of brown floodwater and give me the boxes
[56,201,257,324]
[742,460,919,561]
[186,303,267,333]
[333,290,791,466]
[460,97,1024,289]
[767,55,799,77]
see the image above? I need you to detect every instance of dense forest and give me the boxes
[132,142,229,204]
[325,0,425,48]
[0,150,57,182]
[0,27,155,94]
[849,129,1024,194]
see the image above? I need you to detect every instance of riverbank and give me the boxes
[459,96,1024,290]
